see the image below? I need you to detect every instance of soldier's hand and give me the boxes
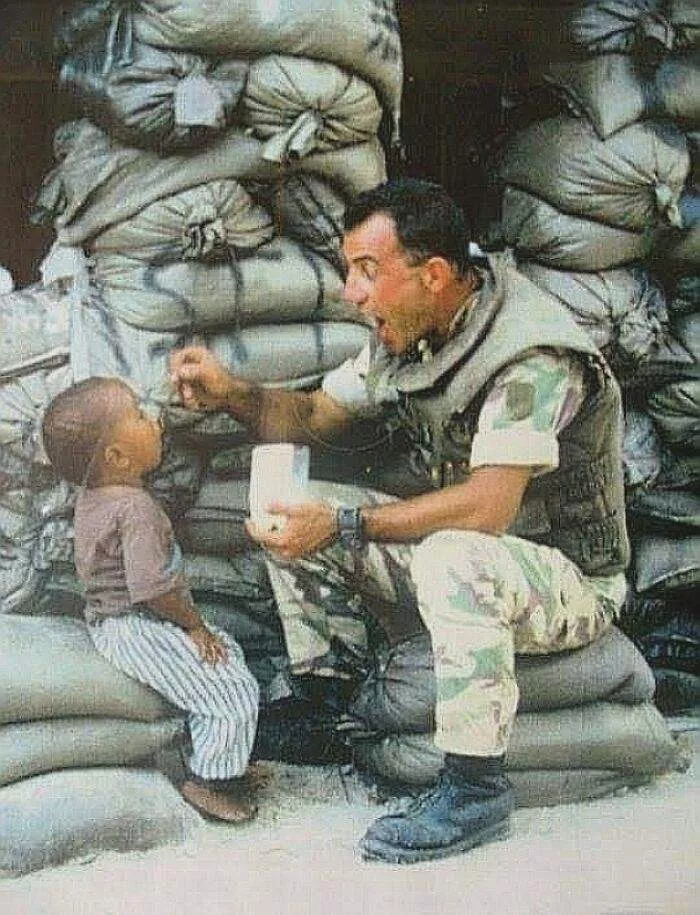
[246,501,337,559]
[170,345,235,412]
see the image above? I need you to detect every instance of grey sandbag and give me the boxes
[91,180,274,261]
[242,55,382,162]
[90,236,351,331]
[348,628,655,735]
[71,293,369,416]
[623,407,663,489]
[569,0,696,54]
[634,530,700,592]
[518,262,669,381]
[0,284,70,380]
[0,767,200,876]
[627,488,700,530]
[132,0,404,140]
[36,120,387,248]
[502,186,654,270]
[647,376,700,449]
[351,701,681,793]
[246,174,346,272]
[498,117,689,231]
[543,53,700,140]
[0,615,172,724]
[0,717,182,788]
[659,192,700,268]
[177,479,250,554]
[59,7,248,152]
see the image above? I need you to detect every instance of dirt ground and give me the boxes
[1,721,698,915]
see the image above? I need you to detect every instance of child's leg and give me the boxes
[88,614,259,781]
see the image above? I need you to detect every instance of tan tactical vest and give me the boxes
[367,252,630,576]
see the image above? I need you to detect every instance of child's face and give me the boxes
[107,386,163,478]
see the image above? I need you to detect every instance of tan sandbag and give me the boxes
[242,55,382,162]
[0,717,182,788]
[501,186,654,270]
[90,236,352,331]
[0,284,70,381]
[0,615,171,724]
[36,120,387,248]
[499,117,689,231]
[351,701,682,794]
[133,0,403,138]
[0,768,200,876]
[91,180,274,260]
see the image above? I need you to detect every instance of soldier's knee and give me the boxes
[411,529,499,584]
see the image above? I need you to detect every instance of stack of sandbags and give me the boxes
[492,0,699,714]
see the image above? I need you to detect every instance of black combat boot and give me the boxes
[360,753,515,864]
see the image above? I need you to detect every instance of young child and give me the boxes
[42,376,260,822]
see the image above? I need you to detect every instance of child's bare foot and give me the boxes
[180,779,258,823]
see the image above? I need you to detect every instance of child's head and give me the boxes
[42,377,163,487]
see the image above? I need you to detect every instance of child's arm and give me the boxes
[148,590,228,665]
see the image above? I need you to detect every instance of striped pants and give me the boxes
[89,613,259,781]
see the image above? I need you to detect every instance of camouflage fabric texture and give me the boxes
[266,481,618,757]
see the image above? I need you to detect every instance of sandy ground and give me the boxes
[2,722,698,915]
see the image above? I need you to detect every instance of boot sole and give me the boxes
[360,818,511,865]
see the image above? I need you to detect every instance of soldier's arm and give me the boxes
[170,345,354,443]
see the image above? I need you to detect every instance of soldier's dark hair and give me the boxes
[344,178,473,277]
[41,376,131,485]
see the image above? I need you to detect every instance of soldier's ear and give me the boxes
[420,256,453,294]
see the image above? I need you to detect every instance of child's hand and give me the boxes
[189,625,228,665]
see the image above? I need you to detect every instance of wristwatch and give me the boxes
[336,505,365,547]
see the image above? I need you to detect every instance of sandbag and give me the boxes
[517,262,669,381]
[0,284,70,381]
[91,180,274,261]
[132,0,403,138]
[242,55,382,162]
[646,377,700,449]
[627,488,700,530]
[71,293,369,415]
[623,407,664,489]
[498,117,689,231]
[543,53,700,140]
[0,717,182,788]
[502,186,654,270]
[351,702,682,799]
[90,236,351,331]
[633,531,700,592]
[177,479,250,554]
[348,628,655,736]
[0,768,200,876]
[627,309,699,392]
[246,174,346,272]
[0,614,171,724]
[35,120,387,248]
[569,0,696,54]
[59,6,248,152]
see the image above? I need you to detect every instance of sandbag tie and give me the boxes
[655,182,683,228]
[261,110,325,163]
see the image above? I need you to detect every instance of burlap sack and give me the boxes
[59,11,248,152]
[0,768,199,876]
[0,717,182,789]
[35,120,387,247]
[518,262,669,380]
[0,615,171,724]
[0,285,70,381]
[90,236,352,330]
[91,180,274,260]
[133,0,403,138]
[351,702,682,799]
[501,186,654,270]
[499,117,689,231]
[242,55,382,162]
[569,0,695,54]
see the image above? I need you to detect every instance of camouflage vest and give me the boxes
[366,252,630,576]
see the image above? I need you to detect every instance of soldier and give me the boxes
[170,178,630,864]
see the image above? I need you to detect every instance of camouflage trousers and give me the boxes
[265,482,618,757]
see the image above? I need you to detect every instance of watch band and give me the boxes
[336,505,365,546]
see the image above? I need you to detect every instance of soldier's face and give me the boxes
[342,213,434,356]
